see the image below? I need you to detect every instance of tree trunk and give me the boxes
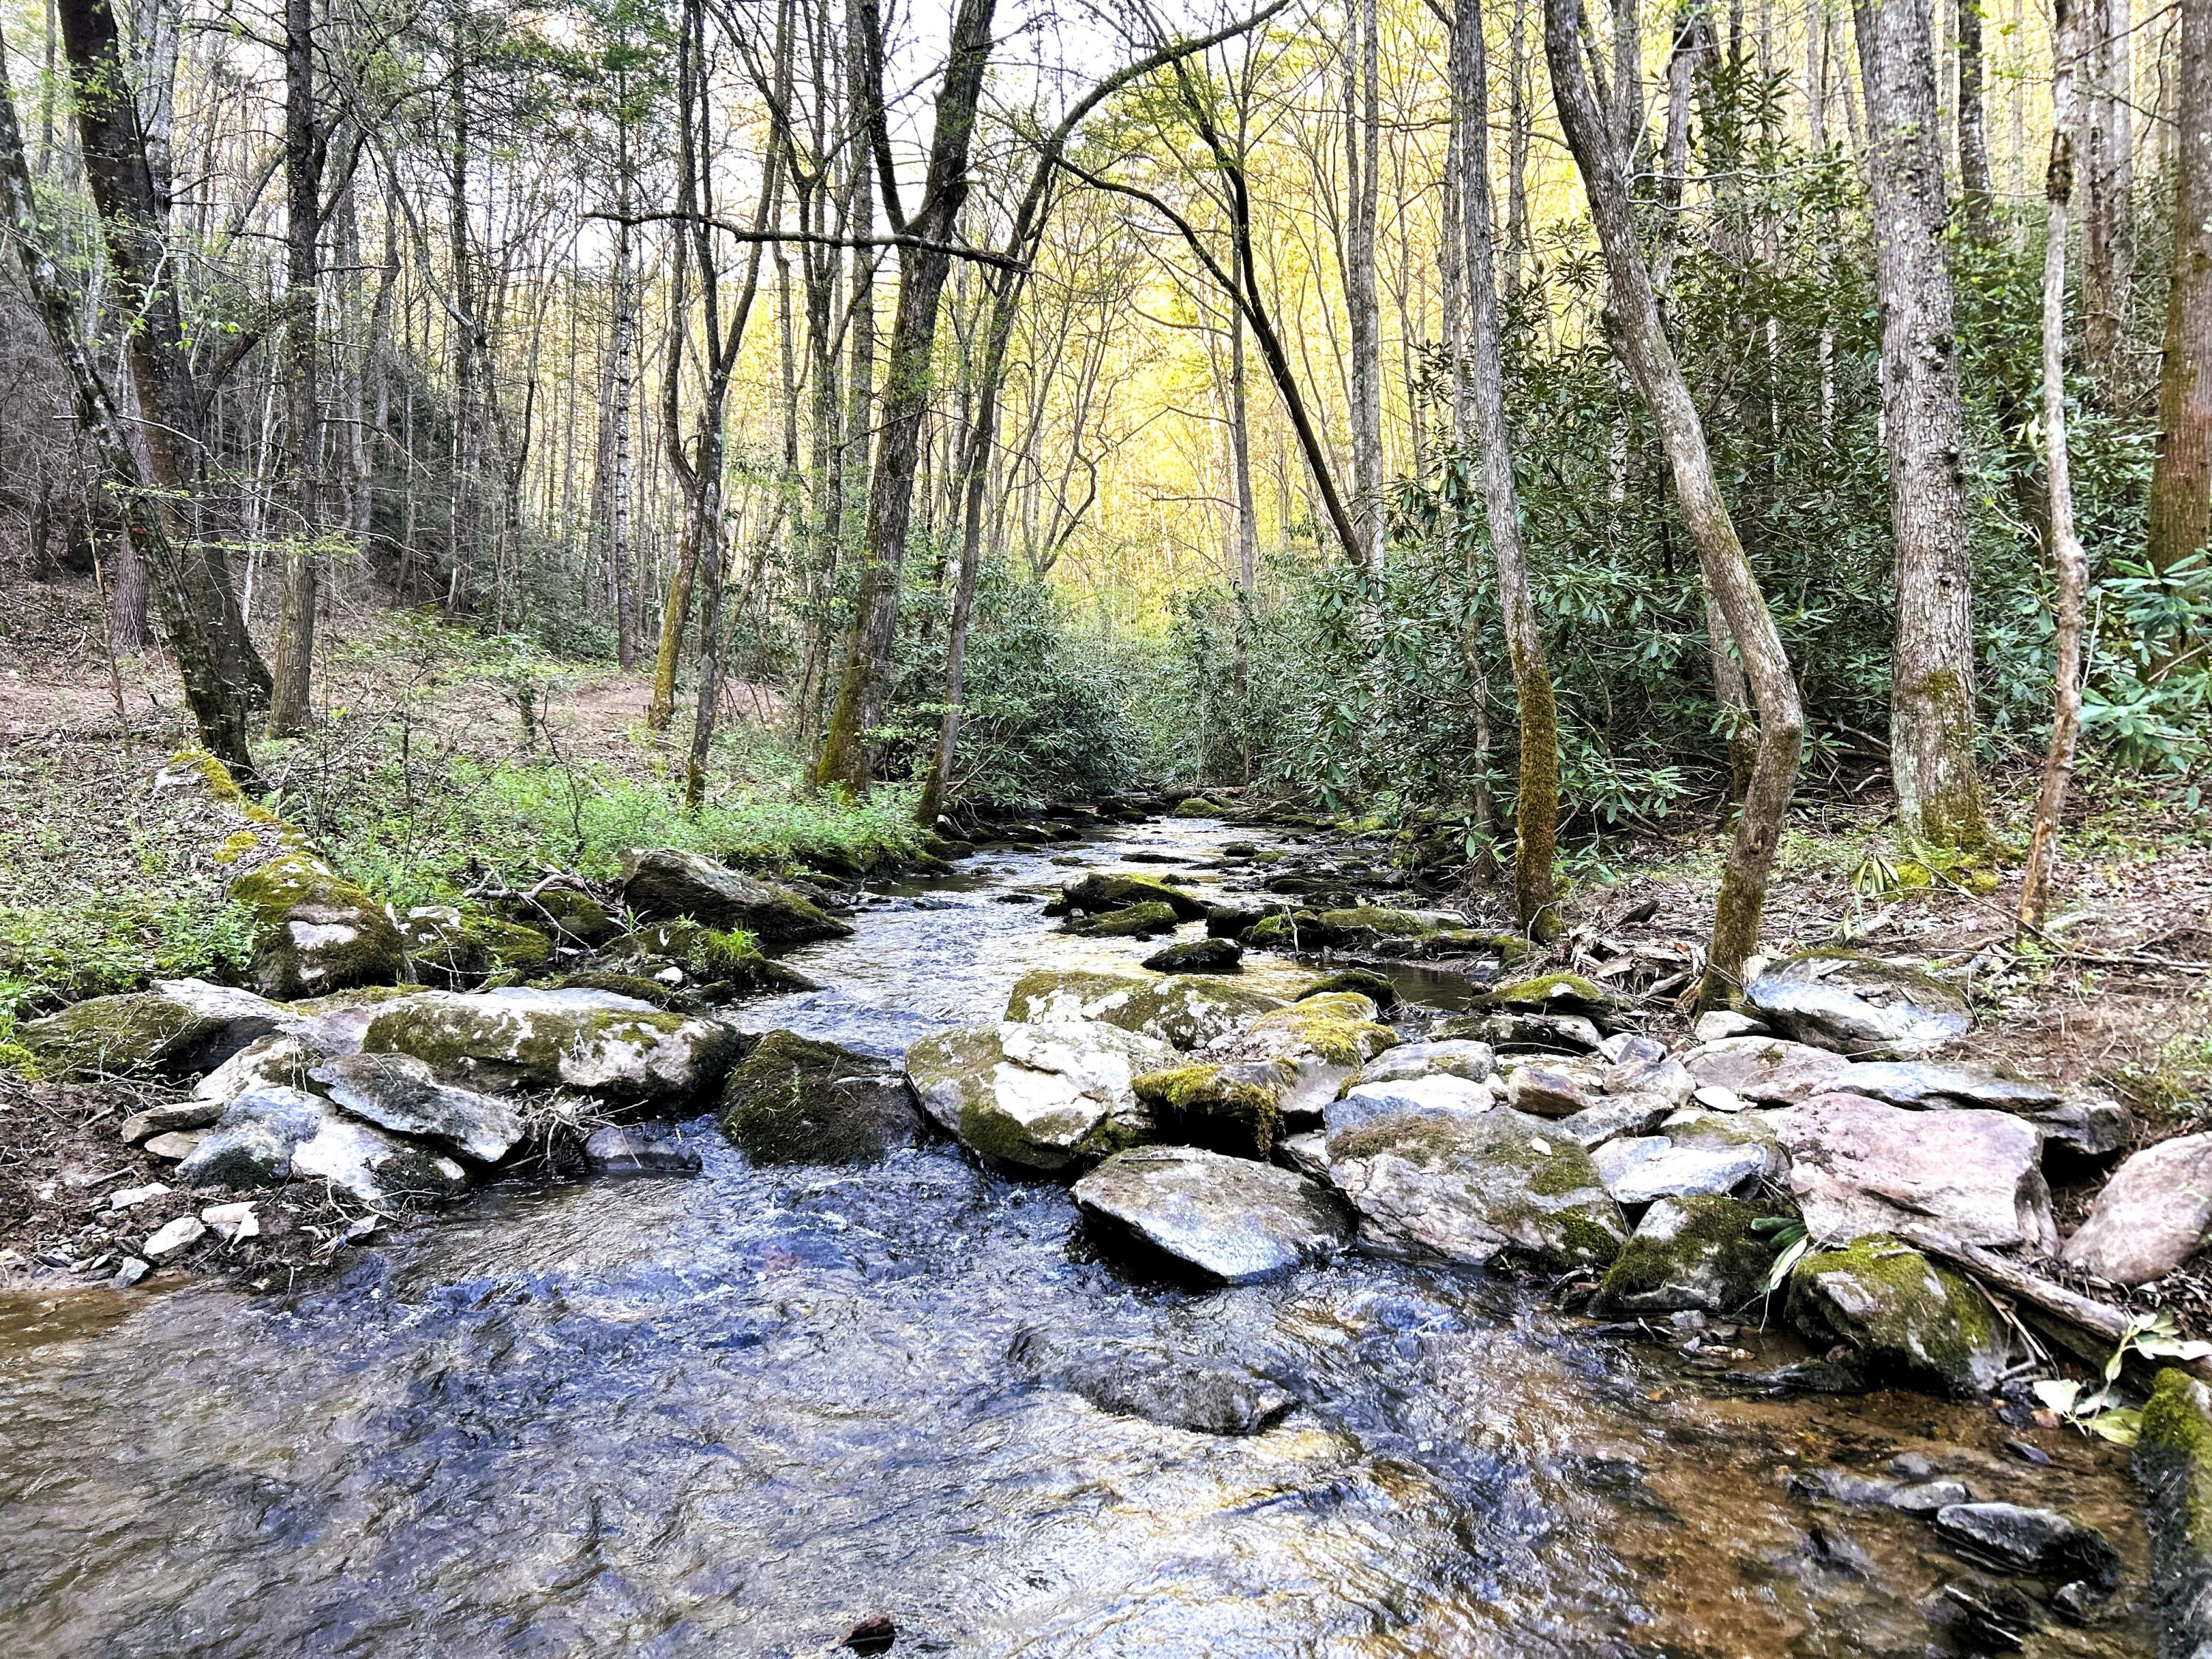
[2019,0,2087,928]
[2149,0,2212,580]
[1545,0,1806,1005]
[267,0,321,737]
[2080,0,2132,391]
[1344,0,1385,577]
[814,0,998,793]
[1856,0,1989,849]
[1455,0,1559,933]
[609,95,638,669]
[1956,0,1994,238]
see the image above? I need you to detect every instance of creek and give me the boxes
[0,817,2155,1656]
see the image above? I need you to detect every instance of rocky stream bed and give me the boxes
[0,806,2200,1657]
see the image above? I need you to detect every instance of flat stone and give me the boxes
[1603,1052,1695,1106]
[1348,1039,1496,1088]
[1683,1036,1851,1105]
[582,1123,703,1177]
[1072,1145,1352,1284]
[107,1182,171,1211]
[1692,1084,1750,1113]
[1694,1011,1766,1042]
[312,1051,527,1163]
[199,1201,260,1242]
[1433,1010,1603,1054]
[2033,1096,2134,1157]
[142,1130,207,1162]
[1744,951,1970,1059]
[1326,1073,1497,1137]
[2061,1133,2212,1284]
[119,1100,224,1145]
[1829,1060,2060,1112]
[142,1215,205,1260]
[906,1020,1170,1175]
[1009,1328,1293,1435]
[1933,1503,2122,1588]
[1554,1091,1677,1149]
[1591,1137,1767,1203]
[1770,1094,2056,1252]
[1506,1061,1601,1119]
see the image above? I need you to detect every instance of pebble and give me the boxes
[112,1257,149,1288]
[107,1182,172,1211]
[142,1215,206,1260]
[1691,1083,1749,1113]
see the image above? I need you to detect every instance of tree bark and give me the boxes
[2019,0,2087,928]
[2080,0,2132,390]
[1855,0,1989,849]
[1545,0,1805,1004]
[267,0,321,737]
[1956,0,1994,239]
[1344,0,1386,576]
[2149,0,2212,580]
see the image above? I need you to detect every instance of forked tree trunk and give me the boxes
[1454,0,1559,933]
[1855,0,1989,850]
[2019,0,2088,928]
[1545,0,1805,1004]
[2149,0,2212,583]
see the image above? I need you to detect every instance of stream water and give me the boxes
[0,818,2158,1657]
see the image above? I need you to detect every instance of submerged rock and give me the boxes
[905,1020,1170,1175]
[619,848,852,944]
[1933,1503,2122,1588]
[229,852,408,1000]
[582,1121,703,1177]
[361,987,744,1107]
[1787,1237,2008,1397]
[1009,1328,1294,1435]
[1592,1194,1788,1316]
[311,1051,526,1164]
[2061,1132,2212,1284]
[1006,969,1284,1051]
[1743,950,1970,1059]
[21,979,286,1081]
[1326,1107,1628,1273]
[719,1030,922,1165]
[1071,1145,1352,1284]
[1142,937,1243,974]
[1770,1093,2056,1252]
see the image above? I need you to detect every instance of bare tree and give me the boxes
[267,0,325,736]
[2149,0,2212,582]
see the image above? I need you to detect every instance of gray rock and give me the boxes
[1893,1479,1972,1514]
[1276,1131,1332,1180]
[1599,1034,1668,1066]
[290,1112,472,1205]
[112,1257,149,1288]
[1326,1073,1497,1137]
[20,978,287,1081]
[1009,1329,1293,1435]
[1933,1503,2122,1588]
[1693,1011,1766,1042]
[190,1033,317,1103]
[2032,1095,2134,1157]
[1591,1136,1768,1203]
[1683,1035,1852,1105]
[1433,1010,1603,1054]
[1787,1238,2011,1396]
[1554,1092,1677,1149]
[619,848,853,944]
[1141,937,1243,973]
[1603,1052,1696,1107]
[1506,1060,1603,1119]
[1743,950,1970,1059]
[1208,993,1399,1121]
[1348,1038,1495,1088]
[119,1099,223,1145]
[1591,1194,1784,1315]
[311,1051,527,1163]
[141,1214,205,1259]
[1326,1107,1628,1272]
[905,1020,1170,1175]
[2061,1132,2212,1284]
[142,1130,207,1162]
[178,1085,327,1188]
[582,1123,703,1177]
[179,1082,470,1205]
[1770,1093,2057,1251]
[1072,1145,1352,1284]
[1006,968,1284,1051]
[1828,1060,2059,1112]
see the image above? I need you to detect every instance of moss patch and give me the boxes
[720,1030,917,1164]
[1479,972,1625,1017]
[1133,1062,1284,1159]
[1787,1236,2004,1397]
[1068,902,1180,938]
[1240,992,1397,1067]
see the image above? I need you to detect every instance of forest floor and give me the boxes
[1,574,2208,1302]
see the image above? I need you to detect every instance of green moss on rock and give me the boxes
[1593,1194,1785,1315]
[1060,872,1208,920]
[1239,992,1397,1068]
[1317,907,1435,940]
[1133,1062,1286,1159]
[1298,970,1399,1010]
[1068,902,1180,938]
[1478,972,1627,1018]
[1787,1236,2006,1397]
[720,1029,920,1164]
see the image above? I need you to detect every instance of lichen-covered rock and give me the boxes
[719,1029,922,1165]
[1133,1061,1293,1160]
[178,1082,471,1204]
[1058,872,1208,921]
[1682,1035,1852,1105]
[2061,1133,2212,1285]
[229,851,408,999]
[397,905,557,988]
[1297,969,1399,1009]
[1066,902,1180,939]
[1308,907,1439,950]
[20,979,287,1080]
[1769,1093,2056,1251]
[597,921,818,998]
[1141,937,1243,974]
[2138,1368,2212,1652]
[1787,1237,2008,1396]
[1210,992,1399,1123]
[1744,950,1970,1059]
[1006,969,1283,1051]
[1592,1194,1787,1315]
[1477,972,1630,1023]
[1325,1074,1497,1137]
[1071,1145,1352,1284]
[619,848,852,944]
[1326,1106,1628,1272]
[1346,1038,1494,1090]
[310,1051,527,1163]
[1433,1009,1603,1054]
[360,987,743,1107]
[508,885,617,947]
[905,1020,1171,1175]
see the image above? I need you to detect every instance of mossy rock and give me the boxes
[1171,796,1229,818]
[1298,970,1398,1012]
[1478,972,1629,1020]
[511,886,617,947]
[19,981,283,1080]
[1246,911,1320,949]
[1060,872,1208,921]
[2140,1366,2212,1649]
[1315,907,1436,944]
[1592,1194,1787,1316]
[904,1021,1167,1175]
[1786,1236,2007,1397]
[1066,902,1180,939]
[552,971,706,1013]
[619,848,852,945]
[1006,969,1284,1051]
[229,851,407,999]
[597,922,815,1000]
[719,1030,922,1165]
[1237,993,1398,1069]
[1133,1061,1290,1161]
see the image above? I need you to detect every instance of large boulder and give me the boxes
[1065,902,1180,939]
[904,1020,1171,1175]
[1592,1194,1788,1316]
[1682,1036,1851,1105]
[229,851,408,999]
[310,1051,527,1164]
[1059,872,1208,921]
[1005,969,1283,1051]
[718,1030,923,1165]
[2061,1133,2212,1285]
[1071,1145,1352,1284]
[1743,950,1970,1059]
[1326,1107,1629,1273]
[360,987,743,1107]
[619,848,852,944]
[1140,937,1242,974]
[19,979,286,1080]
[1132,1061,1293,1160]
[1325,1074,1498,1138]
[178,1083,471,1205]
[1210,992,1399,1124]
[1769,1093,2057,1251]
[1787,1237,2010,1396]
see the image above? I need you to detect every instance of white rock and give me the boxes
[108,1182,171,1211]
[1693,1084,1750,1113]
[142,1215,206,1259]
[200,1201,260,1242]
[1693,1011,1765,1043]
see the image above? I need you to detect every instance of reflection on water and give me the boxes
[0,819,2154,1656]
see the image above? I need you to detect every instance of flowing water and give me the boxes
[0,819,2157,1657]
